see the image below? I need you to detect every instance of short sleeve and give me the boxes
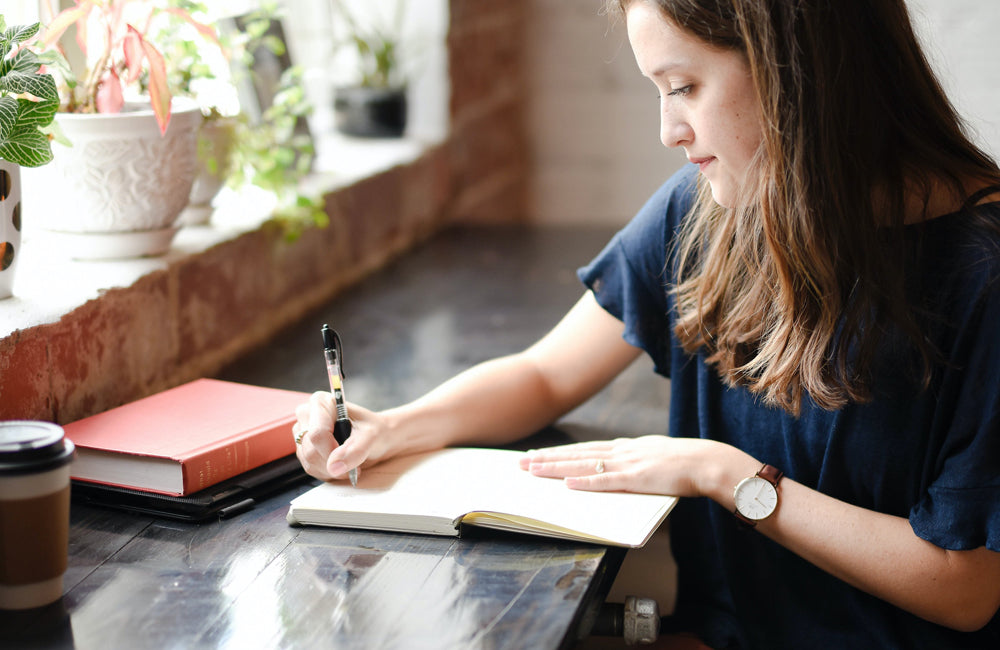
[577,165,699,376]
[908,222,1000,552]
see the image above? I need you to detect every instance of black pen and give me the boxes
[322,324,357,487]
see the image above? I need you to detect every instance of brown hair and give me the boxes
[607,0,1000,414]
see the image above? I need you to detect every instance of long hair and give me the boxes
[607,0,1000,414]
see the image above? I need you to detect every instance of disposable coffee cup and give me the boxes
[0,421,75,610]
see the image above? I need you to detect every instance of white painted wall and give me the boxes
[525,0,685,226]
[526,0,1000,225]
[907,0,1000,160]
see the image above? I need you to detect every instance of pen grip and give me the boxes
[333,418,352,446]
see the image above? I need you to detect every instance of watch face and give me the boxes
[734,476,778,521]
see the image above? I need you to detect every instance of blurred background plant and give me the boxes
[328,0,416,138]
[154,0,326,234]
[222,2,325,234]
[331,0,407,90]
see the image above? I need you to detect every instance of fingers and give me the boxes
[521,441,616,473]
[564,471,626,492]
[294,392,339,480]
[521,435,696,496]
[521,439,635,492]
[306,391,334,443]
[294,392,380,482]
[527,452,631,492]
[525,455,612,478]
[326,437,361,479]
[518,441,614,467]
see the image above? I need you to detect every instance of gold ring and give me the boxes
[595,459,605,474]
[294,428,305,445]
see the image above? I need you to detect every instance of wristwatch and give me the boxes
[733,464,783,527]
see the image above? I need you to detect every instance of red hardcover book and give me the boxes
[64,378,308,496]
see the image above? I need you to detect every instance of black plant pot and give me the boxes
[333,86,407,138]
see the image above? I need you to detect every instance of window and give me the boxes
[3,0,449,322]
[5,1,39,24]
[284,0,450,143]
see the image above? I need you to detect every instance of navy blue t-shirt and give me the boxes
[578,164,1000,649]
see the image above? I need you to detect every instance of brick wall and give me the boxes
[448,0,529,222]
[0,0,529,423]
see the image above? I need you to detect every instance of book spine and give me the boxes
[181,419,296,494]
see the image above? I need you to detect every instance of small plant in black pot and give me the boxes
[330,0,408,138]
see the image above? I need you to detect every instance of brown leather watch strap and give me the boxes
[758,463,784,487]
[734,509,757,528]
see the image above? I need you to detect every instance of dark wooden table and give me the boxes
[2,225,672,650]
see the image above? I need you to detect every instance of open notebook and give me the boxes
[287,447,677,548]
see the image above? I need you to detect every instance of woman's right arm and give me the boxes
[294,291,642,481]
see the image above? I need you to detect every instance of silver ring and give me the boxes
[595,459,605,474]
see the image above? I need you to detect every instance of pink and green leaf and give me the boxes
[136,32,170,133]
[95,67,123,113]
[40,4,90,52]
[122,25,144,84]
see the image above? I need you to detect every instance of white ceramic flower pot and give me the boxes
[0,161,21,299]
[22,98,202,259]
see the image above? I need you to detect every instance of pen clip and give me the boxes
[322,324,346,379]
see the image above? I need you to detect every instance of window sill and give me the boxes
[0,132,453,423]
[1,132,437,340]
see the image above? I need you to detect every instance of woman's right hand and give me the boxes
[293,391,388,481]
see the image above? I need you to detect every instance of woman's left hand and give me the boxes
[519,434,736,497]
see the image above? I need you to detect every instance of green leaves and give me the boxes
[0,21,39,51]
[0,19,57,167]
[0,16,59,167]
[1,49,58,102]
[332,0,405,89]
[0,96,58,166]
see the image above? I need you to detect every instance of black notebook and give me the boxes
[71,454,312,522]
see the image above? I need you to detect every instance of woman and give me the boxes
[294,0,1000,646]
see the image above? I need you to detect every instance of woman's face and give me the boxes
[626,2,763,207]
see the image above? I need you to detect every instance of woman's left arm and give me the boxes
[522,436,1000,632]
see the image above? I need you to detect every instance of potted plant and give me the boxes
[20,0,219,259]
[156,1,324,232]
[329,0,409,138]
[152,0,240,226]
[223,5,326,236]
[0,17,58,298]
